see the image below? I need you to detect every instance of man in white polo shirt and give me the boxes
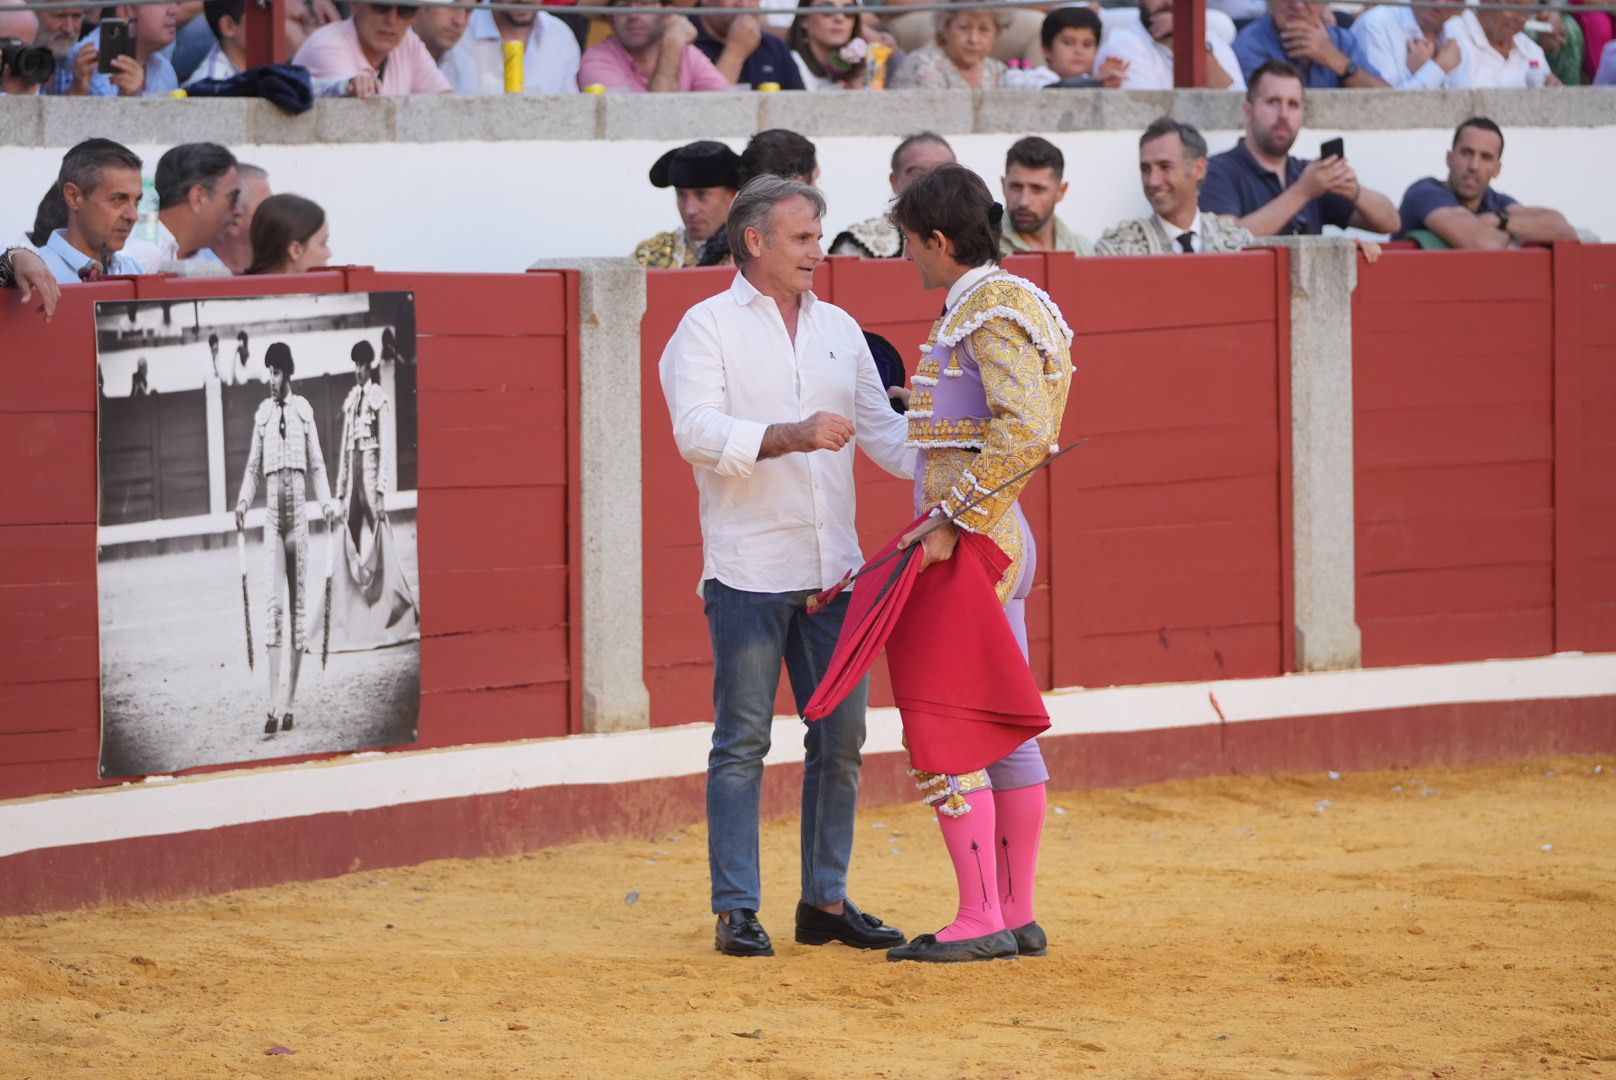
[1445,0,1556,87]
[659,175,912,959]
[1353,0,1462,90]
[442,0,580,94]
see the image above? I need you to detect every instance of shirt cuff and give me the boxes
[717,419,768,477]
[1411,59,1445,90]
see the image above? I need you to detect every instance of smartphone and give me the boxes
[1320,137,1345,162]
[97,18,134,75]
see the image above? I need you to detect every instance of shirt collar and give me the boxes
[45,229,97,272]
[470,8,541,42]
[945,263,999,312]
[730,268,818,312]
[1155,211,1201,240]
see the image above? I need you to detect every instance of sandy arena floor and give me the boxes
[2,756,1613,1079]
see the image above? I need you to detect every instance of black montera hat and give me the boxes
[265,342,294,375]
[649,141,742,191]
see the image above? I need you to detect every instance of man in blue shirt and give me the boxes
[57,1,181,96]
[692,0,804,90]
[33,139,148,284]
[1200,60,1400,239]
[1233,0,1387,87]
[1397,116,1578,248]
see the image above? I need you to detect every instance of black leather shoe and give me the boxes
[1010,921,1048,957]
[281,712,294,732]
[264,712,278,735]
[795,899,906,949]
[715,910,774,957]
[887,929,1017,963]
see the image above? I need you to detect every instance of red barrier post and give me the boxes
[243,0,287,70]
[1172,0,1208,88]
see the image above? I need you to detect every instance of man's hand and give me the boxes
[1099,55,1128,88]
[898,517,958,571]
[11,250,60,322]
[723,13,764,58]
[1406,36,1434,73]
[887,385,911,408]
[1354,237,1382,264]
[347,71,381,97]
[1296,155,1351,200]
[760,410,854,458]
[69,44,98,94]
[663,13,699,51]
[322,501,338,526]
[1280,18,1347,71]
[235,504,247,531]
[108,53,146,96]
[1434,36,1461,72]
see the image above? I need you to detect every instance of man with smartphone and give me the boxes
[1200,59,1400,241]
[60,1,180,96]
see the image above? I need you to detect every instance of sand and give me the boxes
[2,756,1613,1079]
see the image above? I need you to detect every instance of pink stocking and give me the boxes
[933,790,1004,942]
[993,783,1046,931]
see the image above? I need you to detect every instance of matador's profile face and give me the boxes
[271,368,291,403]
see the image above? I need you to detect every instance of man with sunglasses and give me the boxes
[294,0,452,97]
[121,143,241,276]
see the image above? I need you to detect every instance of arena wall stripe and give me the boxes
[2,654,1614,914]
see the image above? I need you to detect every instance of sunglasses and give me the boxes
[368,3,419,17]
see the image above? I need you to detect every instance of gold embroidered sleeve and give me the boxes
[954,317,1059,534]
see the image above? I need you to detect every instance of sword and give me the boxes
[236,524,254,671]
[806,437,1089,614]
[321,520,336,670]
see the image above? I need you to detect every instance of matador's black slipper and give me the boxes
[281,712,294,732]
[264,712,279,735]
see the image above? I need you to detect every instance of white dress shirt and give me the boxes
[1354,4,1451,90]
[1094,22,1245,91]
[1444,9,1548,88]
[443,8,581,95]
[1156,211,1202,252]
[660,271,914,594]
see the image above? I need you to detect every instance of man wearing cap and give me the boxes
[633,141,743,270]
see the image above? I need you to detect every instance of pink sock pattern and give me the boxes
[993,783,1046,931]
[933,790,1004,942]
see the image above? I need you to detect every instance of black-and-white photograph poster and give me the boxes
[96,291,422,778]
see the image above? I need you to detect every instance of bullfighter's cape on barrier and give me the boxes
[802,511,1049,776]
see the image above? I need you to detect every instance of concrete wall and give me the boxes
[2,89,1612,273]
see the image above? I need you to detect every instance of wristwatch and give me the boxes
[1496,207,1512,233]
[1337,60,1359,80]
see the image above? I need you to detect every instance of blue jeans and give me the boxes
[703,578,869,915]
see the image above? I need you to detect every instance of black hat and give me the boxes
[649,141,742,191]
[351,340,375,366]
[265,342,294,375]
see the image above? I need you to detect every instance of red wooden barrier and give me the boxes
[0,268,581,801]
[1352,250,1558,666]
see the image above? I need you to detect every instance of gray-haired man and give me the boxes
[658,176,913,958]
[1096,118,1254,256]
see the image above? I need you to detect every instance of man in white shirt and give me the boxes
[1096,118,1253,256]
[443,0,580,94]
[122,142,240,276]
[1354,0,1462,90]
[1444,0,1556,88]
[659,176,912,960]
[1096,0,1244,90]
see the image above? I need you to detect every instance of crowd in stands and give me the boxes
[1,0,1613,100]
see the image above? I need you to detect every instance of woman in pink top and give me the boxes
[578,0,731,91]
[293,1,452,97]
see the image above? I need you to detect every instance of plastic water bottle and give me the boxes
[1525,59,1547,88]
[1003,59,1030,89]
[133,175,159,247]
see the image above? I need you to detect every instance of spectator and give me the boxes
[1599,40,1616,84]
[293,1,452,98]
[33,139,147,284]
[633,141,742,268]
[1352,0,1462,90]
[1532,9,1585,86]
[415,0,473,65]
[62,1,181,97]
[884,0,1042,69]
[443,0,580,95]
[1095,0,1243,90]
[0,0,41,96]
[131,358,151,397]
[32,1,82,95]
[1096,118,1253,255]
[284,0,342,57]
[1396,117,1577,249]
[698,129,820,265]
[123,142,241,273]
[246,194,333,274]
[1233,0,1387,87]
[1210,0,1264,32]
[1444,0,1557,87]
[888,0,1006,88]
[214,163,271,275]
[831,131,955,258]
[27,184,67,247]
[1026,7,1118,88]
[999,136,1094,256]
[578,0,729,92]
[694,0,805,90]
[788,0,873,90]
[1200,61,1399,239]
[1575,0,1613,82]
[185,0,248,86]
